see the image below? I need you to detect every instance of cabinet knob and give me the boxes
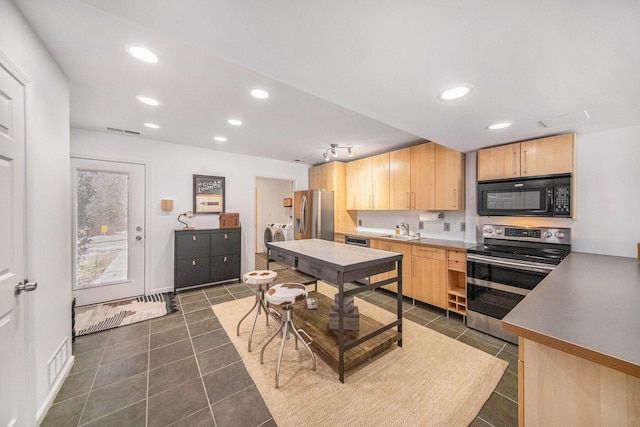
[193,236,196,241]
[223,256,228,262]
[192,260,196,266]
[224,234,228,239]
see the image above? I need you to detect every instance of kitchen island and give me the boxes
[502,252,640,426]
[266,239,403,382]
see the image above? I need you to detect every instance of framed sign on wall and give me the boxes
[193,175,225,214]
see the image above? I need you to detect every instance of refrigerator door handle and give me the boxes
[300,194,308,234]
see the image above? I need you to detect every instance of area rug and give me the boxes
[74,293,177,337]
[255,253,289,272]
[213,281,508,427]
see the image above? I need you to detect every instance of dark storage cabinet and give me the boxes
[174,228,241,290]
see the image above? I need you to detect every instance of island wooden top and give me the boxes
[502,252,640,377]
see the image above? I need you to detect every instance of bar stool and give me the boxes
[260,283,317,388]
[236,270,278,352]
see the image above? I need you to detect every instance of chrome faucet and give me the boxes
[401,222,409,234]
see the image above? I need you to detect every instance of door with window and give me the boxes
[72,158,145,306]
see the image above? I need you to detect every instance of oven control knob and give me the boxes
[543,232,552,238]
[495,229,503,235]
[555,232,565,239]
[483,226,494,235]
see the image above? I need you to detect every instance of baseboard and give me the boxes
[153,286,176,294]
[36,353,75,425]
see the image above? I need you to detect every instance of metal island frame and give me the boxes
[266,238,403,382]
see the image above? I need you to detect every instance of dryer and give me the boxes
[264,223,294,253]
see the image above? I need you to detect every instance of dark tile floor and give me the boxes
[44,261,517,427]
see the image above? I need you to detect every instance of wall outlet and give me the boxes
[444,222,450,232]
[418,221,424,230]
[460,222,466,232]
[358,219,362,226]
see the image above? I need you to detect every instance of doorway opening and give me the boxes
[254,177,294,269]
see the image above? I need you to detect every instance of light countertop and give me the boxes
[335,230,478,251]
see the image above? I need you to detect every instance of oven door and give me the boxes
[466,254,553,319]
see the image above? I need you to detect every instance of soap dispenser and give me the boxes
[395,225,400,236]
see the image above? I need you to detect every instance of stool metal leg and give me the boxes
[237,283,277,352]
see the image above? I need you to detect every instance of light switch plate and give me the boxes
[444,222,450,232]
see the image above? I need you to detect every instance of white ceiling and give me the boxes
[15,0,640,165]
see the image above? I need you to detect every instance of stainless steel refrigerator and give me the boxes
[294,190,334,241]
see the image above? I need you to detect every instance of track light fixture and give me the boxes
[323,143,354,162]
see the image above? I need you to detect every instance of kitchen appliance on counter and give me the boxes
[477,174,571,217]
[466,224,571,344]
[294,190,334,241]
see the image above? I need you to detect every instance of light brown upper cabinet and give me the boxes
[435,144,465,210]
[410,142,436,210]
[346,153,389,210]
[389,147,412,209]
[478,133,574,181]
[308,161,356,233]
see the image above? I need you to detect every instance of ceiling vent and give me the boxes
[106,127,141,135]
[539,110,590,128]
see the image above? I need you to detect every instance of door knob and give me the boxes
[136,226,143,231]
[15,279,38,294]
[136,235,142,240]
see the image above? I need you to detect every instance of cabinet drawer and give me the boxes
[211,230,240,256]
[175,257,210,288]
[211,254,240,282]
[296,258,338,284]
[271,250,295,267]
[447,260,466,272]
[176,233,210,259]
[412,246,445,260]
[448,250,466,262]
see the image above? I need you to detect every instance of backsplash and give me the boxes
[356,210,466,241]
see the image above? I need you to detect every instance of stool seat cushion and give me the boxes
[265,283,307,306]
[243,270,277,285]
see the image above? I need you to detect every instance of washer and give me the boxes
[273,223,294,241]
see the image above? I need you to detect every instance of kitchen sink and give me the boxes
[381,234,420,241]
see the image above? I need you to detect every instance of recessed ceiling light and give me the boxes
[136,95,160,106]
[486,121,514,130]
[251,89,269,99]
[126,45,158,63]
[214,136,227,142]
[437,85,473,101]
[144,123,159,129]
[228,119,242,126]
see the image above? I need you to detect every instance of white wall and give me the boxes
[255,177,294,253]
[71,128,310,293]
[572,126,640,257]
[1,0,72,422]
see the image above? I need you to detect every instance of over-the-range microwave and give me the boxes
[477,174,571,217]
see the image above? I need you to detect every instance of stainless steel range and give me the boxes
[466,224,571,344]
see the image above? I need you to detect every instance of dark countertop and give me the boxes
[502,252,640,377]
[335,230,478,251]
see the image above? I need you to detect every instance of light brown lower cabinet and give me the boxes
[518,337,640,426]
[370,239,412,298]
[411,246,447,309]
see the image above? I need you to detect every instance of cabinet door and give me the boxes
[477,143,521,181]
[386,242,412,297]
[211,230,240,256]
[371,153,390,210]
[369,239,390,285]
[411,246,446,308]
[210,254,240,282]
[175,258,210,288]
[176,232,210,259]
[346,160,360,210]
[389,148,411,210]
[410,143,435,210]
[435,144,465,210]
[520,134,574,177]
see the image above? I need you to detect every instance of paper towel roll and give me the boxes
[419,211,444,221]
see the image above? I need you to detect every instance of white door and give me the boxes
[0,62,28,426]
[72,158,146,306]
